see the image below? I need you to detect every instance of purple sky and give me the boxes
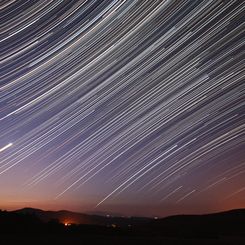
[0,0,244,217]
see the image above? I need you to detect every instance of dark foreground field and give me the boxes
[1,208,245,244]
[1,234,245,245]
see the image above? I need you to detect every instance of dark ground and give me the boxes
[1,209,245,244]
[1,234,245,245]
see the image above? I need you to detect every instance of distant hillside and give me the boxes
[12,207,245,236]
[13,207,151,227]
[147,209,245,237]
[1,208,245,244]
[1,208,244,238]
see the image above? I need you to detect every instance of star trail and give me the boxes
[0,0,244,216]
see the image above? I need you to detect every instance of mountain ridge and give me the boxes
[13,207,152,227]
[12,207,245,228]
[1,207,245,237]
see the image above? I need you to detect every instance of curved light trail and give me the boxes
[0,0,244,215]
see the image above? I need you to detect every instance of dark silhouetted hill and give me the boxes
[147,209,245,238]
[2,207,244,237]
[13,207,151,227]
[1,208,245,244]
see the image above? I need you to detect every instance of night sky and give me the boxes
[0,0,244,217]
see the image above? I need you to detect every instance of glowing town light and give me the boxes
[64,222,71,226]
